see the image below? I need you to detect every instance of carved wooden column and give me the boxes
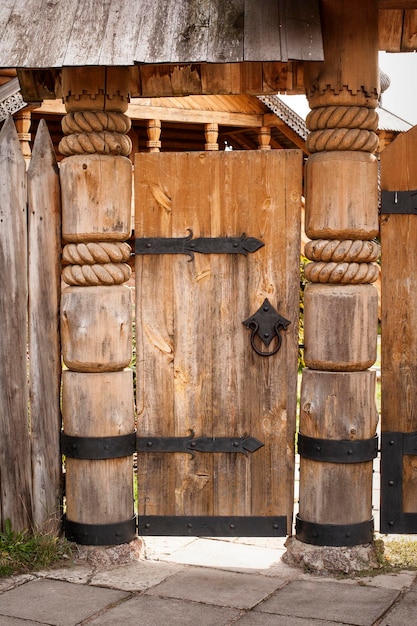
[289,0,380,567]
[59,67,136,545]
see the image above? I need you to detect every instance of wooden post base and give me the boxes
[299,369,378,528]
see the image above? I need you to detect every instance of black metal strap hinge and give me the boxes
[61,432,137,460]
[137,431,264,457]
[298,433,378,463]
[135,229,264,259]
[138,515,286,536]
[381,190,417,214]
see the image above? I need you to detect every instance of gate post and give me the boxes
[59,68,137,547]
[285,0,381,572]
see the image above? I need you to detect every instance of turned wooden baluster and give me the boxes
[59,67,136,545]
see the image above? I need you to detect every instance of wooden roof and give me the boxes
[0,0,323,68]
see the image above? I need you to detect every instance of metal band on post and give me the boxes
[297,433,378,463]
[64,516,137,546]
[295,515,374,547]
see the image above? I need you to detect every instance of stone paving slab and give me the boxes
[89,560,184,591]
[87,594,240,626]
[379,584,417,625]
[235,613,346,626]
[0,579,128,626]
[0,616,50,626]
[142,536,197,559]
[160,537,285,574]
[145,566,282,609]
[253,579,400,626]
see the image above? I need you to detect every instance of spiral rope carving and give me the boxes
[63,242,131,265]
[306,106,378,132]
[59,131,132,156]
[305,239,380,263]
[306,128,378,153]
[305,261,379,284]
[63,262,132,286]
[62,111,131,135]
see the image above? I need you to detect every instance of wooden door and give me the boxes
[134,150,301,536]
[380,126,417,534]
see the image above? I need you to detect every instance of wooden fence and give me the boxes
[0,116,61,534]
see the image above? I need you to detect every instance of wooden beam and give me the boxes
[266,117,308,152]
[379,1,417,8]
[34,99,264,128]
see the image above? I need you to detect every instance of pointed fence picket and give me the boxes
[28,119,62,533]
[0,116,62,533]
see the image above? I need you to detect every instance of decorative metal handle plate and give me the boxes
[243,298,290,357]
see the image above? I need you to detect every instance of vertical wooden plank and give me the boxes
[210,151,300,528]
[171,153,213,516]
[206,0,244,63]
[0,117,32,531]
[27,120,62,533]
[135,154,176,516]
[244,0,281,61]
[380,125,417,514]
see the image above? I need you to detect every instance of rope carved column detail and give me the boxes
[59,67,136,546]
[292,0,381,559]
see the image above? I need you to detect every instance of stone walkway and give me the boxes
[0,535,416,625]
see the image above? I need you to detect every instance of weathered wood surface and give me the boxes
[0,0,323,68]
[60,155,132,242]
[63,370,135,525]
[0,117,32,531]
[304,284,378,371]
[299,370,378,524]
[27,120,62,532]
[135,150,301,533]
[305,152,379,240]
[380,124,417,513]
[304,0,379,107]
[61,286,132,372]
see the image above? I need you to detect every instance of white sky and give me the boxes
[279,52,417,127]
[379,51,417,125]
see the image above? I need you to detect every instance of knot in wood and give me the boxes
[59,131,132,156]
[304,239,380,263]
[62,241,131,265]
[62,111,131,135]
[62,262,132,286]
[304,261,379,284]
[306,106,378,132]
[306,128,379,153]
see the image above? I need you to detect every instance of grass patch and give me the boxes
[0,519,73,578]
[379,537,417,571]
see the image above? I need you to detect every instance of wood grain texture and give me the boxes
[0,0,323,67]
[60,155,132,242]
[61,286,132,372]
[299,370,378,524]
[135,150,301,532]
[305,152,379,240]
[380,125,417,513]
[304,0,379,107]
[27,120,62,532]
[304,284,378,371]
[0,117,32,531]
